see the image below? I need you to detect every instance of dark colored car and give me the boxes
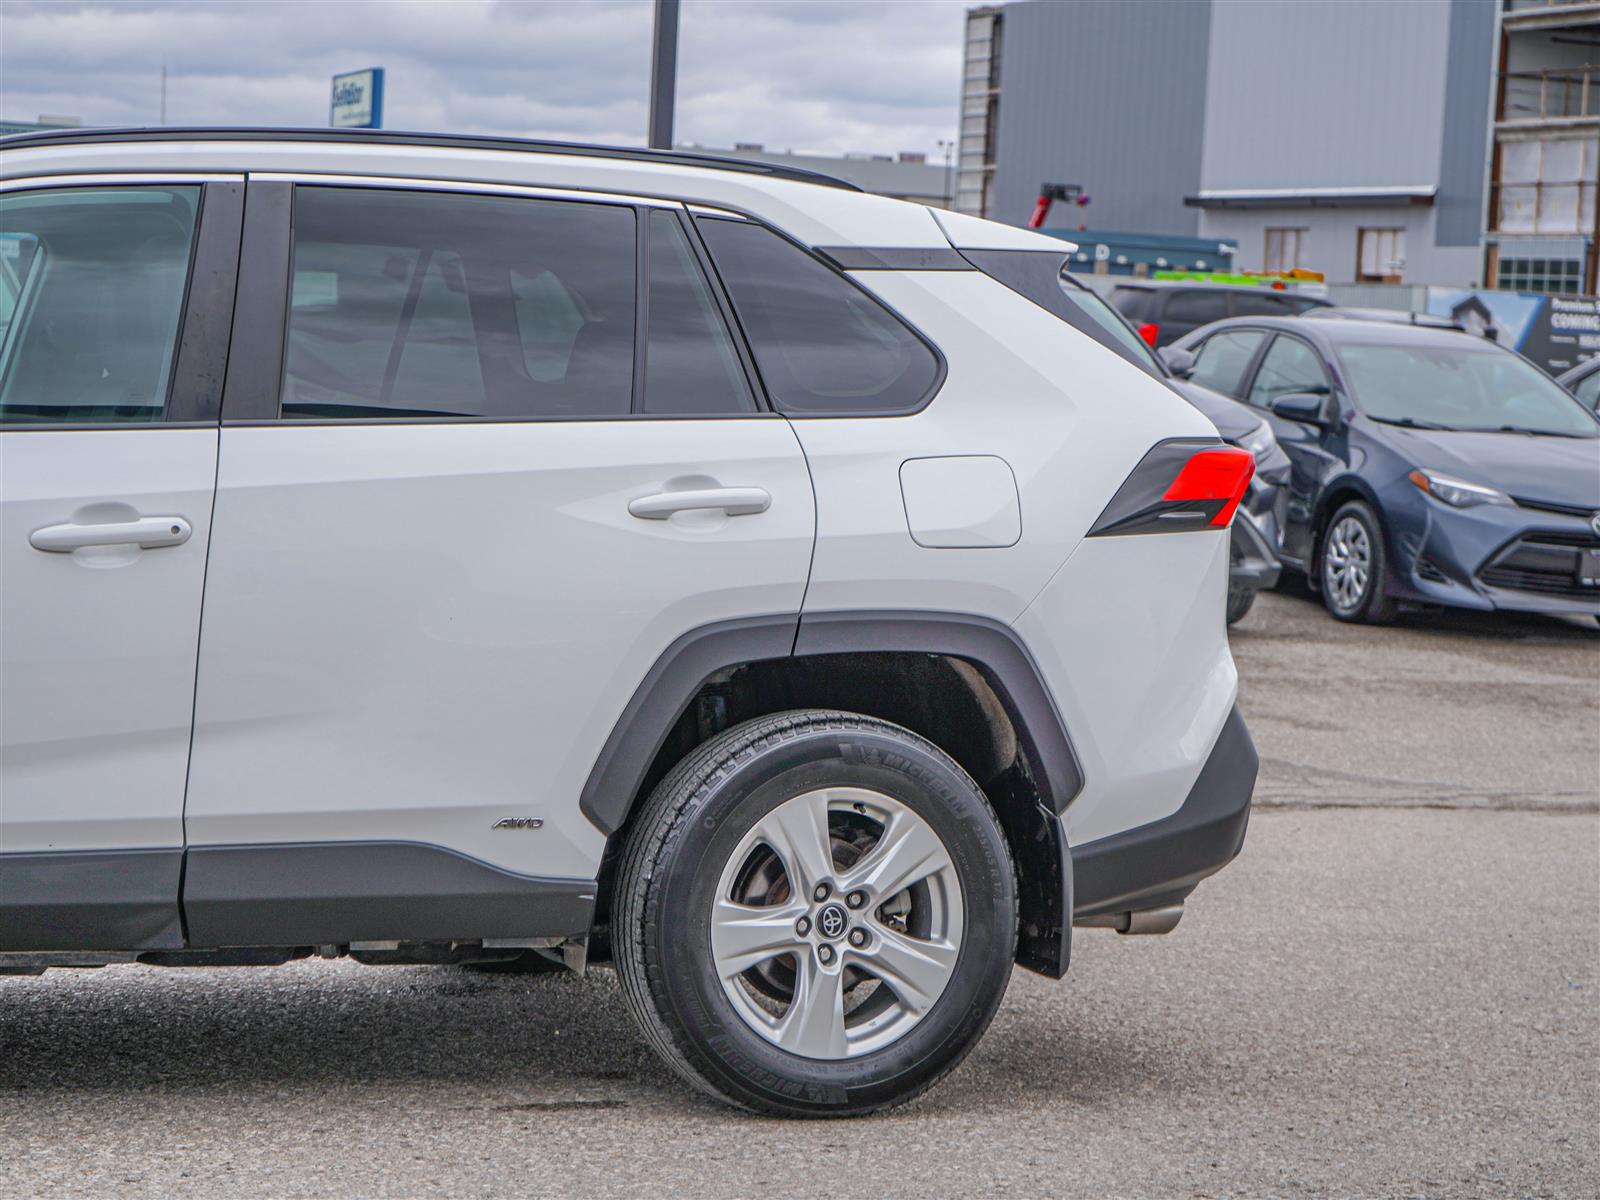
[1556,356,1600,413]
[1168,316,1600,623]
[1052,274,1290,623]
[1109,280,1330,349]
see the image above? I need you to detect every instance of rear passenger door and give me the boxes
[0,177,239,950]
[181,181,814,947]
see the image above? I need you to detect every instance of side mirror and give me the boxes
[1270,392,1332,425]
[1158,346,1196,379]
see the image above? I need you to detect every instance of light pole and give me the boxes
[648,0,680,150]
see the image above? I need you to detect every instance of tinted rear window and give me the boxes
[697,217,940,414]
[282,187,636,420]
[1230,291,1295,317]
[1164,290,1232,325]
[1109,287,1152,321]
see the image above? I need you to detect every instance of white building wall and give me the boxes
[1197,205,1483,288]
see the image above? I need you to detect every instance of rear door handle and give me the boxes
[30,516,193,553]
[628,487,772,520]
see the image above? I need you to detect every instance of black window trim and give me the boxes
[0,173,244,430]
[222,178,786,426]
[691,212,948,418]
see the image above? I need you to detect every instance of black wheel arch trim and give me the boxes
[579,609,1086,838]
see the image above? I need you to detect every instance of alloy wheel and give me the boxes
[709,787,964,1060]
[1323,515,1372,613]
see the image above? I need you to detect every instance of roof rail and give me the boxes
[0,126,864,193]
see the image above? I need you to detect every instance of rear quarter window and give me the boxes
[1163,290,1231,326]
[696,217,940,415]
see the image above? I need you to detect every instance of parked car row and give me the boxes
[1147,310,1600,624]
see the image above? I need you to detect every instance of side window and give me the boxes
[1247,336,1330,409]
[1230,291,1294,318]
[1164,290,1230,327]
[1573,367,1600,412]
[0,185,200,423]
[1187,330,1266,397]
[696,217,940,414]
[643,211,755,414]
[282,187,635,419]
[1109,287,1151,322]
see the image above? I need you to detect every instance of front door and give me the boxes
[1244,333,1339,566]
[0,177,238,950]
[181,181,815,947]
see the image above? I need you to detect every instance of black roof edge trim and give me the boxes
[577,610,1087,837]
[815,246,974,271]
[0,126,863,193]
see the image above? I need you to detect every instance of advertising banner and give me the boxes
[1425,289,1600,376]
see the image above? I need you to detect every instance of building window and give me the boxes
[1356,227,1406,283]
[1264,228,1306,274]
[1494,137,1598,236]
[1495,255,1583,295]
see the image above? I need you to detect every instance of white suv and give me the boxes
[0,128,1258,1116]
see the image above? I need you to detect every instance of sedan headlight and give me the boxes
[1407,468,1512,508]
[1237,417,1279,465]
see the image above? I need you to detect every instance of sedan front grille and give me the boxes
[1477,530,1600,599]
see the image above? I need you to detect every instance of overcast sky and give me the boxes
[0,0,969,159]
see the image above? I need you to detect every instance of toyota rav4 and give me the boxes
[0,128,1258,1117]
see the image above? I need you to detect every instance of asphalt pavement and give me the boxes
[3,590,1596,1198]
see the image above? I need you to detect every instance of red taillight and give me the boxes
[1137,322,1159,348]
[1087,441,1255,537]
[1162,448,1256,527]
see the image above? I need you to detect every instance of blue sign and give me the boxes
[330,68,384,129]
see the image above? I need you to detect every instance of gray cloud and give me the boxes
[0,0,967,157]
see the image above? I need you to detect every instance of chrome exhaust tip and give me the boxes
[1074,902,1184,936]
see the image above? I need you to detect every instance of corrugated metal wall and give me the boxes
[1198,0,1454,193]
[990,0,1211,234]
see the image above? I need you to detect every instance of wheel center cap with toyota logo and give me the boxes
[817,903,848,940]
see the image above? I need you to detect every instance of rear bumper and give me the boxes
[1072,704,1257,918]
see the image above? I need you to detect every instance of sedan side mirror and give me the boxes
[1158,346,1196,379]
[1270,392,1331,425]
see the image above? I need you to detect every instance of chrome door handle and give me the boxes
[30,516,193,553]
[628,487,772,520]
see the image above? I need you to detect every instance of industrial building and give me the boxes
[1488,0,1600,293]
[958,0,1496,287]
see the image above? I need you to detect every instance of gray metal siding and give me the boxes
[990,0,1210,235]
[1199,0,1453,193]
[1435,0,1496,246]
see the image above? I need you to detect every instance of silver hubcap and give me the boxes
[1323,515,1371,612]
[709,787,964,1060]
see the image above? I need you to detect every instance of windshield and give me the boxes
[1338,341,1600,437]
[1056,276,1162,370]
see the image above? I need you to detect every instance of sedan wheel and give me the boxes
[1320,500,1397,623]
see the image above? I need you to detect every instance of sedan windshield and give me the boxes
[1338,341,1599,437]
